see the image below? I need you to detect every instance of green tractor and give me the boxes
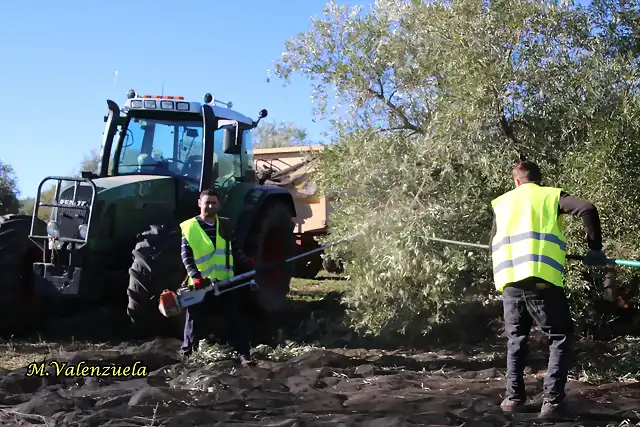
[0,89,297,337]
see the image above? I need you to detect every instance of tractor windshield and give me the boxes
[116,117,203,182]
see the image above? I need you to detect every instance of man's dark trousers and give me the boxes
[180,286,251,358]
[502,279,574,404]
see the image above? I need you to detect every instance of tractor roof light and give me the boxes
[127,93,186,110]
[141,94,183,100]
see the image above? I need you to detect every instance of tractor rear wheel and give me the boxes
[127,224,185,337]
[246,202,296,313]
[0,214,46,337]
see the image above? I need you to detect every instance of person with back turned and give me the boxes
[179,188,257,365]
[490,158,606,417]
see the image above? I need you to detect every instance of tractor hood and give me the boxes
[56,175,175,207]
[90,174,175,191]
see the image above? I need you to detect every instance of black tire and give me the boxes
[295,238,323,279]
[127,224,185,337]
[0,214,46,337]
[246,202,296,313]
[322,257,344,274]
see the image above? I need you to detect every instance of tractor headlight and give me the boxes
[46,221,59,238]
[78,224,88,239]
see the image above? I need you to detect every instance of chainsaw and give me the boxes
[158,233,362,317]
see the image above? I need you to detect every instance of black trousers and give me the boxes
[180,288,251,358]
[502,280,574,404]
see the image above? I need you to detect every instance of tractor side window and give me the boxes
[176,127,203,182]
[213,128,242,188]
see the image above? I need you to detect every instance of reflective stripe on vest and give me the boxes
[491,184,567,291]
[179,216,234,285]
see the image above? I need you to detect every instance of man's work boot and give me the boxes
[239,354,256,366]
[538,399,568,418]
[500,397,526,413]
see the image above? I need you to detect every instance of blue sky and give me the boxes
[0,0,365,198]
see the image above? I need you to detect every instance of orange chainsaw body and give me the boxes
[158,289,182,317]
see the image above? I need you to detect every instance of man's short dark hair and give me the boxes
[512,157,542,183]
[199,188,220,200]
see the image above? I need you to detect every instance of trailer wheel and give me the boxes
[127,224,185,337]
[0,214,45,337]
[322,257,344,274]
[246,202,296,313]
[295,237,323,279]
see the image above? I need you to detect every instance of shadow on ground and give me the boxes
[0,337,639,426]
[0,290,639,426]
[277,291,506,351]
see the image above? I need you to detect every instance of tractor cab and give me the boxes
[100,89,269,193]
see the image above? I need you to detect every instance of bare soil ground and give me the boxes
[0,274,639,427]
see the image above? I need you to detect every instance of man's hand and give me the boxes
[192,277,211,290]
[584,248,607,265]
[242,256,256,270]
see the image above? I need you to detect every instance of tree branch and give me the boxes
[367,84,423,134]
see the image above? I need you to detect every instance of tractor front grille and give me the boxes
[55,185,94,239]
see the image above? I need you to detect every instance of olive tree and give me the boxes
[252,121,312,148]
[272,0,640,337]
[79,149,101,175]
[0,160,20,216]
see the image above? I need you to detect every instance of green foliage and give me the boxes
[273,0,640,337]
[578,337,640,383]
[18,198,35,216]
[252,120,312,148]
[16,149,100,221]
[78,149,101,175]
[18,187,55,222]
[0,160,20,215]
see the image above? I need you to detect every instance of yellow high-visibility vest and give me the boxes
[491,183,567,291]
[179,216,234,286]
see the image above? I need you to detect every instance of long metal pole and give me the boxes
[215,232,363,287]
[170,232,364,312]
[427,236,640,267]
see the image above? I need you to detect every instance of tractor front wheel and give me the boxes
[0,214,45,337]
[127,224,185,337]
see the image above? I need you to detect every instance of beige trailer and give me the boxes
[253,145,332,278]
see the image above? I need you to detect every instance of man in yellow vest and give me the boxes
[491,159,606,418]
[179,188,257,365]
